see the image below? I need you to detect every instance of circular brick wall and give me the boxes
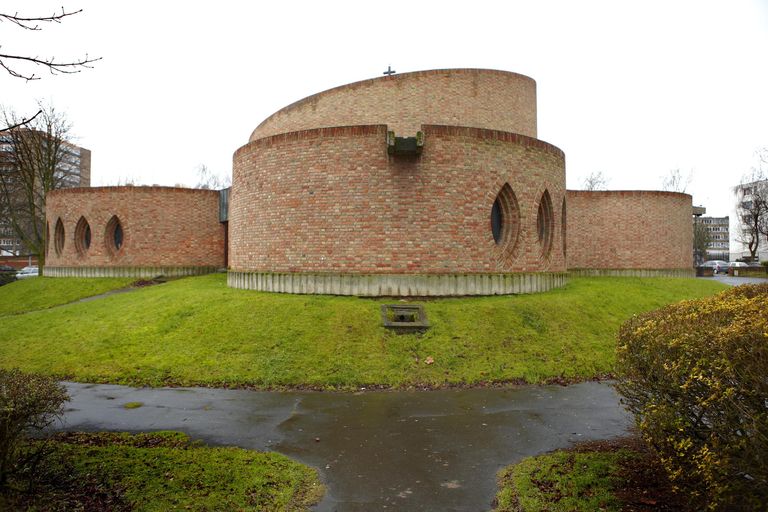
[565,190,693,272]
[45,186,225,277]
[230,124,566,295]
[250,69,538,141]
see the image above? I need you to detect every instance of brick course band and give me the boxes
[45,266,219,278]
[228,271,567,296]
[251,69,538,141]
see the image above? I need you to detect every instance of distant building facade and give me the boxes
[734,179,768,262]
[0,132,90,256]
[698,216,730,260]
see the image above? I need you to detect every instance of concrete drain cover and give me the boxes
[381,304,429,333]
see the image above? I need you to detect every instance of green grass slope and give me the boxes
[0,276,134,316]
[0,274,726,389]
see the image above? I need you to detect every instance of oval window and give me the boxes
[75,217,91,257]
[490,183,520,251]
[105,215,124,257]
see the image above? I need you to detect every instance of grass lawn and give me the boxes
[0,274,726,389]
[0,276,134,316]
[493,438,686,511]
[0,431,323,511]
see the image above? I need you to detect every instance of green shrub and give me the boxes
[616,284,768,511]
[0,369,69,486]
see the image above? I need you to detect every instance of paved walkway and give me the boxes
[699,274,767,286]
[59,381,631,511]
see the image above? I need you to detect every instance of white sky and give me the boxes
[3,1,768,248]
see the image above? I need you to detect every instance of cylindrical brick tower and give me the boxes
[229,69,568,296]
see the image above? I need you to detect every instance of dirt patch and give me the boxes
[573,436,690,511]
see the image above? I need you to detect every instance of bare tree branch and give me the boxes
[661,168,693,193]
[0,7,100,81]
[0,52,101,81]
[0,109,41,133]
[0,8,83,30]
[581,171,609,191]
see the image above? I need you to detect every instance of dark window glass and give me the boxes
[491,197,503,244]
[84,224,91,249]
[114,223,123,250]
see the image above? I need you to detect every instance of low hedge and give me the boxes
[616,284,768,511]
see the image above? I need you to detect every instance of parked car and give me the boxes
[15,266,39,279]
[701,260,729,274]
[728,262,748,268]
[0,265,16,273]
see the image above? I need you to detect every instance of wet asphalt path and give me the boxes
[58,381,631,511]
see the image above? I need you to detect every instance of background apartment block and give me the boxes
[698,216,730,260]
[0,132,90,256]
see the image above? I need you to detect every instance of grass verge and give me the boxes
[0,431,323,511]
[493,438,686,511]
[0,276,134,316]
[0,274,726,389]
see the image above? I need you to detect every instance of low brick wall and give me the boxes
[228,271,567,296]
[45,186,225,272]
[566,190,693,271]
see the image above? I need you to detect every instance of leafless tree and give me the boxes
[581,171,609,191]
[195,164,231,190]
[692,219,712,266]
[0,7,99,133]
[661,168,692,193]
[0,104,78,272]
[734,163,768,262]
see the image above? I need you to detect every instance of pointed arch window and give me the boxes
[75,217,91,257]
[537,190,554,258]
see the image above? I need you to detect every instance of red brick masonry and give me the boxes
[251,69,538,141]
[566,190,693,270]
[45,186,225,270]
[231,124,566,274]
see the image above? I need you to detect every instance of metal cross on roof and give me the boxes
[383,65,396,76]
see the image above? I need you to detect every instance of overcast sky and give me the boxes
[3,1,768,243]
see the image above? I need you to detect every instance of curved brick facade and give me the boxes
[43,69,695,294]
[250,69,538,141]
[230,124,566,282]
[565,190,693,272]
[45,187,225,277]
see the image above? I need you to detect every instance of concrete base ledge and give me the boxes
[44,266,219,278]
[227,271,568,296]
[568,268,695,278]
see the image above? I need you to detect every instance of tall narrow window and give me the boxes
[490,183,520,252]
[105,215,124,257]
[537,190,554,258]
[75,217,91,257]
[491,197,503,244]
[54,218,65,257]
[561,197,567,257]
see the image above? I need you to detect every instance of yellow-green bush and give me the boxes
[616,284,768,511]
